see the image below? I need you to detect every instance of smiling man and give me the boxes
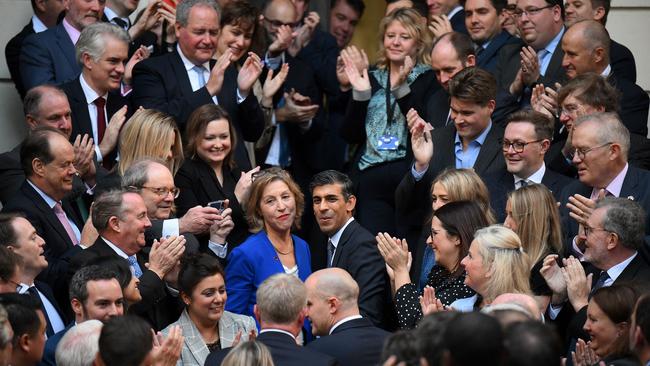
[310,170,393,330]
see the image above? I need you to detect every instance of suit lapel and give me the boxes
[332,221,356,267]
[195,160,228,200]
[541,43,566,85]
[620,167,638,200]
[479,32,509,66]
[68,78,94,138]
[178,310,208,364]
[55,25,78,72]
[22,182,75,249]
[171,50,196,98]
[473,127,502,175]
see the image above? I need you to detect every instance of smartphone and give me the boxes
[207,200,226,213]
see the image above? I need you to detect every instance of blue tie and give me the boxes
[128,255,143,278]
[193,65,206,88]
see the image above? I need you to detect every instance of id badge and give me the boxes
[377,135,399,151]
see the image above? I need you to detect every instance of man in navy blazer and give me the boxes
[305,268,390,366]
[20,0,106,90]
[311,170,394,330]
[425,0,468,34]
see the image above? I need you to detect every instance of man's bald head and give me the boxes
[305,268,360,335]
[23,85,73,138]
[569,20,610,59]
[491,293,541,319]
[264,0,297,20]
[307,268,359,307]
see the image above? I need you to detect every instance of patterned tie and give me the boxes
[327,239,335,267]
[128,255,143,278]
[53,202,79,245]
[193,65,206,88]
[590,271,610,296]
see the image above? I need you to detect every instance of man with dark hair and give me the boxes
[4,0,65,98]
[442,312,503,366]
[465,0,520,73]
[560,20,648,136]
[0,246,22,294]
[3,127,84,308]
[96,315,153,366]
[484,109,574,221]
[564,0,636,83]
[310,170,392,330]
[416,312,458,366]
[40,265,124,366]
[0,293,46,366]
[503,321,562,366]
[631,294,650,365]
[329,0,365,49]
[0,213,67,338]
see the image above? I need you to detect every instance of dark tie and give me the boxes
[94,97,106,144]
[327,239,335,267]
[112,17,129,30]
[591,271,610,296]
[519,180,528,189]
[475,44,484,57]
[26,286,54,336]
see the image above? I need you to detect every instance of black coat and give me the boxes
[5,21,34,99]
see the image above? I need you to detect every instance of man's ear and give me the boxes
[71,298,83,317]
[18,333,31,353]
[345,195,356,213]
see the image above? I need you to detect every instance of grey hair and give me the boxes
[23,85,67,117]
[55,320,103,366]
[176,0,220,27]
[221,340,275,366]
[0,305,11,350]
[595,197,645,251]
[76,22,130,64]
[92,190,129,232]
[574,112,630,159]
[256,273,306,324]
[121,158,169,190]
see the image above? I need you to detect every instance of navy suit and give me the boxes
[5,21,35,98]
[205,331,337,366]
[306,317,389,366]
[449,9,468,35]
[476,31,520,74]
[610,39,636,83]
[39,322,74,366]
[20,23,80,90]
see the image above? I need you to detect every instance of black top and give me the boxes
[530,256,553,296]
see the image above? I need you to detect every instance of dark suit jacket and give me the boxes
[328,220,394,330]
[610,39,636,83]
[34,280,69,337]
[0,145,27,205]
[205,331,337,366]
[39,322,73,366]
[137,286,185,331]
[3,181,83,305]
[306,317,389,366]
[131,50,264,171]
[423,88,448,129]
[449,9,468,35]
[69,237,167,315]
[476,31,520,74]
[5,21,34,99]
[608,73,649,137]
[484,167,574,222]
[20,23,80,90]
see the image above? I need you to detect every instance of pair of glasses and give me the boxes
[502,139,543,153]
[569,142,613,161]
[264,17,300,29]
[137,186,180,199]
[513,4,555,18]
[583,225,610,237]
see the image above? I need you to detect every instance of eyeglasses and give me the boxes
[502,139,543,153]
[583,225,610,237]
[264,17,300,29]
[570,142,613,161]
[513,4,555,18]
[560,104,581,116]
[139,186,180,199]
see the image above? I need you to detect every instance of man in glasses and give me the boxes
[493,0,566,118]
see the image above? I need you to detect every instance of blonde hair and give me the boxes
[118,109,183,176]
[376,7,431,69]
[221,340,275,366]
[473,225,531,303]
[507,184,562,267]
[245,168,304,232]
[433,168,496,224]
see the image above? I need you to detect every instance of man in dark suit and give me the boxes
[493,0,566,121]
[0,214,67,338]
[426,0,468,34]
[131,0,264,170]
[5,0,65,98]
[0,293,47,366]
[465,0,521,74]
[310,170,393,330]
[206,274,337,366]
[560,20,648,136]
[485,109,574,221]
[40,265,124,366]
[103,0,172,56]
[564,0,636,83]
[305,268,390,366]
[61,22,134,168]
[2,128,84,307]
[69,190,185,316]
[20,0,106,90]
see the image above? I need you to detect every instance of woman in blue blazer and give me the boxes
[225,168,311,318]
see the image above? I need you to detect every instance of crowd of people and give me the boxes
[0,0,649,364]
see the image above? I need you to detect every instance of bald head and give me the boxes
[491,293,541,320]
[264,0,297,21]
[561,19,610,78]
[308,268,359,305]
[569,20,610,58]
[305,268,360,335]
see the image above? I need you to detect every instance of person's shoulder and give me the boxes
[221,310,255,327]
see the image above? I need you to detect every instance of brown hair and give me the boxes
[448,67,497,106]
[506,109,555,141]
[591,284,639,358]
[245,168,304,232]
[185,104,238,169]
[432,168,496,224]
[557,72,620,112]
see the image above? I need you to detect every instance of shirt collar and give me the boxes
[31,15,48,33]
[606,252,637,283]
[329,315,363,335]
[177,44,210,72]
[601,64,612,77]
[103,7,129,26]
[101,237,129,259]
[514,163,546,184]
[328,217,355,249]
[27,180,58,209]
[542,26,564,55]
[79,74,107,104]
[591,163,628,199]
[62,18,81,45]
[259,329,296,339]
[448,5,463,18]
[455,121,492,147]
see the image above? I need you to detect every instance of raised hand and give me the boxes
[237,52,263,95]
[531,84,558,119]
[571,339,600,366]
[151,326,183,366]
[206,49,233,96]
[376,232,412,291]
[540,254,567,303]
[147,235,186,279]
[268,25,296,55]
[407,108,433,172]
[276,91,319,123]
[124,45,151,85]
[341,48,370,91]
[262,63,289,106]
[520,46,541,86]
[420,286,446,315]
[393,55,414,87]
[336,46,368,90]
[72,134,95,182]
[289,11,320,56]
[561,256,591,311]
[99,105,128,158]
[428,15,453,41]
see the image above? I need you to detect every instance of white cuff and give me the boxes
[411,163,428,181]
[208,241,228,258]
[162,219,180,238]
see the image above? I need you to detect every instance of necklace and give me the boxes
[273,244,294,255]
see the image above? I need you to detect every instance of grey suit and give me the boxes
[162,309,256,366]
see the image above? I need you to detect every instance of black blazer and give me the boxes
[449,9,468,35]
[0,145,27,205]
[608,73,649,137]
[329,220,394,330]
[69,237,167,315]
[174,158,250,249]
[205,331,337,366]
[306,317,390,366]
[131,50,264,170]
[34,280,69,337]
[476,31,520,74]
[5,21,34,99]
[484,167,574,222]
[610,39,636,83]
[3,181,83,302]
[423,88,448,129]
